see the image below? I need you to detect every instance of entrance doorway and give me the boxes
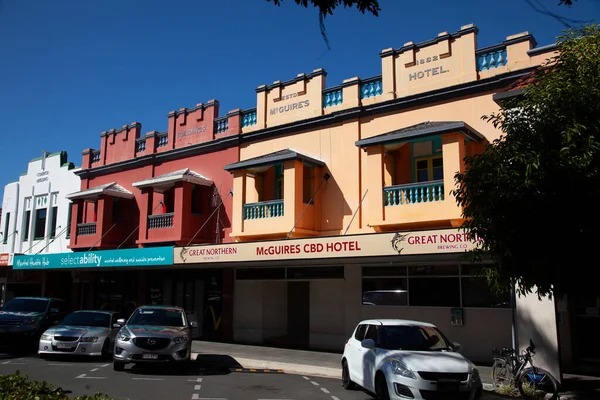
[287,281,310,348]
[573,294,600,363]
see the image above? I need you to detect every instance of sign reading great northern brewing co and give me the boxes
[174,228,478,264]
[13,247,173,270]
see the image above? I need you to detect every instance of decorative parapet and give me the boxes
[360,76,383,99]
[323,87,343,108]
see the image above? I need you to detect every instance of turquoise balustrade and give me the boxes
[384,180,445,206]
[360,78,383,99]
[477,49,508,71]
[243,200,284,220]
[323,88,343,108]
[215,118,228,134]
[242,110,257,127]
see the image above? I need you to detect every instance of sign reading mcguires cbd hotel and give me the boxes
[175,228,479,264]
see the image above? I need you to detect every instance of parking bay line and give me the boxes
[48,363,74,366]
[194,384,201,390]
[132,377,164,381]
[191,396,226,400]
[188,377,203,382]
[76,374,106,379]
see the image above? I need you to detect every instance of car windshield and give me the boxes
[379,325,452,351]
[2,298,49,313]
[60,312,110,328]
[127,308,185,327]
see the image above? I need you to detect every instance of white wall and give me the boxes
[515,288,561,382]
[0,152,80,257]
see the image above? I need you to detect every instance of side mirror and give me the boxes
[361,339,376,349]
[452,342,462,352]
[189,321,198,328]
[117,318,126,326]
[50,308,60,314]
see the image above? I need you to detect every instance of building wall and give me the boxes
[0,152,80,256]
[232,262,512,363]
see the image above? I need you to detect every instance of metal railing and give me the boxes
[243,200,284,220]
[76,222,97,236]
[148,213,174,229]
[477,47,508,71]
[384,180,445,206]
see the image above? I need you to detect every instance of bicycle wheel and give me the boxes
[517,367,559,399]
[491,358,513,388]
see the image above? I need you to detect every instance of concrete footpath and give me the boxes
[191,341,600,400]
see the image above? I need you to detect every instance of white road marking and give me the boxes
[321,388,330,394]
[48,363,73,366]
[1,360,11,364]
[191,396,226,400]
[188,377,203,382]
[331,396,341,400]
[90,368,99,372]
[75,373,106,379]
[194,384,202,390]
[2,360,25,365]
[132,377,164,381]
[302,376,310,380]
[310,381,319,386]
[94,363,110,368]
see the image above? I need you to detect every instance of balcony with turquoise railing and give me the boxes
[243,200,284,220]
[360,76,383,100]
[384,180,445,206]
[323,86,343,108]
[241,109,257,128]
[476,46,508,72]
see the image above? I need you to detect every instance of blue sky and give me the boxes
[1,0,599,202]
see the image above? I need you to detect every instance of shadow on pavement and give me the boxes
[122,354,241,376]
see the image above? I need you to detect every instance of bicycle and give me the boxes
[491,339,559,399]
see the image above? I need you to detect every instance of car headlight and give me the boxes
[41,334,53,341]
[117,333,131,342]
[387,358,417,379]
[173,335,189,344]
[81,337,98,343]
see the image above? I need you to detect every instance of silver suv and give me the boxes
[113,305,197,371]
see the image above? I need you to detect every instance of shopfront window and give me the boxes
[361,264,508,308]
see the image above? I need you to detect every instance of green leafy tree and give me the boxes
[453,25,600,298]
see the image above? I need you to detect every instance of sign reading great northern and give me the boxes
[13,247,173,270]
[174,228,478,264]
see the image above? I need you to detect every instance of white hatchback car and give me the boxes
[342,319,482,400]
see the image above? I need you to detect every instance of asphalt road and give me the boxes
[0,351,377,400]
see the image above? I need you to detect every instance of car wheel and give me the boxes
[113,361,125,371]
[341,360,357,390]
[101,339,110,359]
[375,374,390,400]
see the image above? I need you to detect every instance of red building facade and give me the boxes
[65,100,251,340]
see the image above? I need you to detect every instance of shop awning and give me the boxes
[224,149,325,172]
[355,121,485,148]
[66,182,134,201]
[132,168,213,193]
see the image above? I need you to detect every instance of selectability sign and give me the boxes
[12,247,173,270]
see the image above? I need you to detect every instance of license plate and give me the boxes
[0,328,7,334]
[437,379,459,392]
[142,353,158,360]
[56,343,75,349]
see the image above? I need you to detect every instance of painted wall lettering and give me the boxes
[408,66,449,81]
[177,126,206,138]
[269,99,310,116]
